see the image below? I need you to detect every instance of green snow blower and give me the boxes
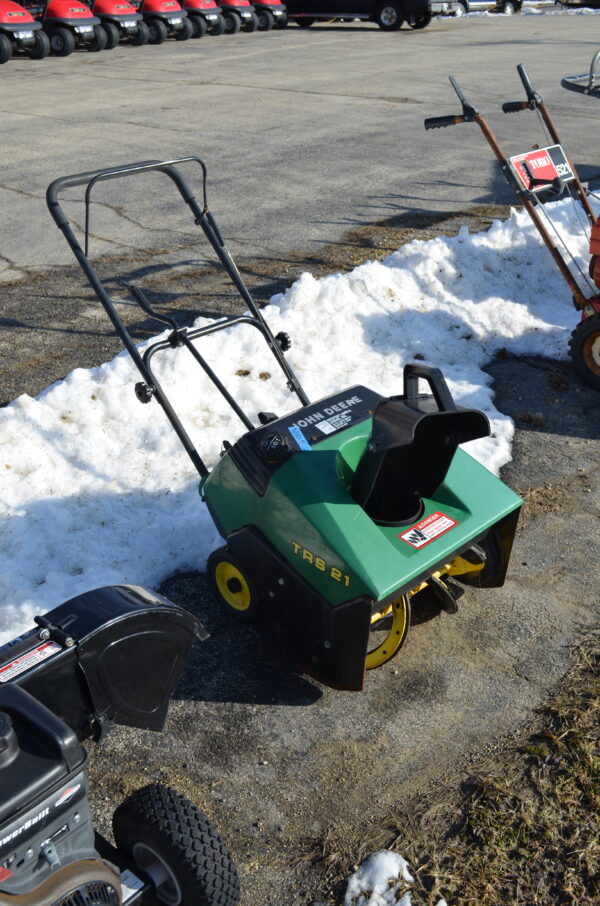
[47,157,522,691]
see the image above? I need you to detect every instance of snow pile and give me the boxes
[0,197,590,643]
[344,851,447,906]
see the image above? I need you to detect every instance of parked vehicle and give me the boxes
[0,0,49,62]
[22,0,107,54]
[219,0,257,31]
[253,0,286,28]
[90,0,148,45]
[134,0,192,41]
[285,0,432,29]
[183,0,225,34]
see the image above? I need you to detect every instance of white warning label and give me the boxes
[0,641,61,683]
[399,511,458,549]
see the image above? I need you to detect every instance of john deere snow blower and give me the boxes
[425,65,600,392]
[47,157,521,691]
[0,585,240,906]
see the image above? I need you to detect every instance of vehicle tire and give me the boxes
[453,0,468,14]
[407,11,431,26]
[295,16,314,25]
[243,11,259,30]
[501,0,517,11]
[256,7,274,28]
[569,313,600,391]
[366,595,410,671]
[274,9,287,26]
[28,29,50,58]
[131,19,149,43]
[49,26,75,55]
[189,13,207,36]
[375,2,403,29]
[223,10,241,32]
[208,547,262,622]
[175,16,193,38]
[0,32,12,64]
[209,14,225,33]
[147,17,167,42]
[101,21,120,48]
[113,784,240,906]
[87,24,108,50]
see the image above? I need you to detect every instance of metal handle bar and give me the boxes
[404,363,457,412]
[424,114,466,130]
[423,75,478,131]
[561,49,600,96]
[502,100,528,114]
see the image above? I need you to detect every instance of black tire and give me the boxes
[131,19,149,43]
[87,23,108,50]
[49,26,75,56]
[569,313,600,391]
[295,16,314,26]
[0,32,13,63]
[28,29,50,59]
[407,11,431,26]
[256,7,274,28]
[223,10,241,32]
[453,0,467,14]
[175,16,193,38]
[209,14,225,33]
[501,0,520,11]
[147,17,168,41]
[101,21,120,48]
[242,10,259,30]
[375,2,403,29]
[207,547,262,623]
[113,784,240,906]
[189,13,207,36]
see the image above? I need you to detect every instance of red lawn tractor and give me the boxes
[0,0,49,62]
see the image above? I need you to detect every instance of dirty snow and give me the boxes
[344,851,448,906]
[0,196,593,643]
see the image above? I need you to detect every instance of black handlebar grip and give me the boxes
[517,63,536,98]
[502,100,528,114]
[404,363,457,412]
[423,114,465,130]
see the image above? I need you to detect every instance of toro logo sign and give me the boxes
[508,144,574,193]
[399,511,458,549]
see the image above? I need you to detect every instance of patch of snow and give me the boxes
[0,197,592,643]
[344,851,448,906]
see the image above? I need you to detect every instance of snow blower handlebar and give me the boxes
[502,65,596,226]
[47,157,310,478]
[561,49,600,98]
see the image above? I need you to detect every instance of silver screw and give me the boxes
[72,813,80,825]
[25,849,34,860]
[64,637,75,648]
[38,629,50,641]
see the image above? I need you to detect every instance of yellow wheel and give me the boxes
[208,548,261,622]
[365,595,410,670]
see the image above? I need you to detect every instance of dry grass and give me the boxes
[308,633,599,905]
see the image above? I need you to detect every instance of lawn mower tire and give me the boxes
[113,783,240,906]
[569,313,600,391]
[366,595,410,670]
[0,31,11,62]
[175,15,193,37]
[256,7,273,27]
[87,23,108,49]
[131,19,150,42]
[49,25,75,55]
[242,10,258,29]
[209,13,225,31]
[29,28,51,57]
[375,1,403,29]
[189,12,207,35]
[208,547,263,622]
[147,16,168,40]
[223,9,241,30]
[101,20,120,46]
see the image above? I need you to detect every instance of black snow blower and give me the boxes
[0,585,240,906]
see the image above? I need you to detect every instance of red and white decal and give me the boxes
[399,511,458,549]
[0,642,61,684]
[508,144,574,193]
[54,784,81,808]
[0,866,13,882]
